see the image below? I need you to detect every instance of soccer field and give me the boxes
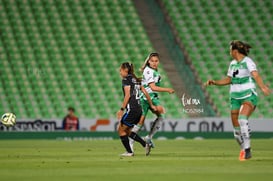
[0,139,272,181]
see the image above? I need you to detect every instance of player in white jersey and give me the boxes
[205,40,271,161]
[129,53,174,152]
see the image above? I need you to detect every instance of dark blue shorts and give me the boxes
[121,108,142,127]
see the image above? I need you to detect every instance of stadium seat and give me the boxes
[0,0,186,119]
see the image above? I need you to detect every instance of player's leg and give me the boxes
[127,112,146,148]
[231,109,247,160]
[118,112,134,156]
[147,105,165,139]
[231,110,244,149]
[129,100,149,151]
[129,115,146,152]
[129,129,153,156]
[143,105,164,149]
[238,101,255,161]
[230,98,244,150]
[238,94,257,161]
[131,98,150,133]
[129,131,146,147]
[118,123,134,156]
[129,109,153,156]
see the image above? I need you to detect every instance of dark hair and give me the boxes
[121,62,141,82]
[140,52,159,72]
[230,40,252,56]
[68,107,75,112]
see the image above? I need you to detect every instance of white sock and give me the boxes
[233,127,244,150]
[129,124,142,152]
[129,138,134,152]
[131,124,142,133]
[148,117,163,138]
[239,117,251,149]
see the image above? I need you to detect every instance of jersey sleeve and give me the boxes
[246,58,257,73]
[143,68,155,84]
[122,76,132,86]
[227,62,233,77]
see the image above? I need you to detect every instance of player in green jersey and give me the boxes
[130,53,174,150]
[205,40,271,161]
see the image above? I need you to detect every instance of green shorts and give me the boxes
[230,93,258,110]
[140,95,160,116]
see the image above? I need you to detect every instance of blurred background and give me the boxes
[0,0,272,122]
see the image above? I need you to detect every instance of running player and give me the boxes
[131,53,174,148]
[117,62,155,156]
[205,40,271,161]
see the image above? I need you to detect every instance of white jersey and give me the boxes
[141,66,161,94]
[227,56,257,99]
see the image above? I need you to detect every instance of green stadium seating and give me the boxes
[0,0,185,119]
[162,0,273,118]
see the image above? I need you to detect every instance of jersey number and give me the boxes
[134,85,141,100]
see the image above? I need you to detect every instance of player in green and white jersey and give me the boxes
[130,53,174,150]
[205,40,271,161]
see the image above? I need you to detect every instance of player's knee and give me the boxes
[155,106,165,114]
[118,130,127,136]
[242,101,255,110]
[118,125,126,136]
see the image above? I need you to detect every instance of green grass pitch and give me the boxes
[0,139,272,181]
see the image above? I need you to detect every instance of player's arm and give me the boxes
[117,86,130,120]
[251,71,271,96]
[141,86,157,111]
[205,76,231,86]
[149,82,174,94]
[121,86,130,109]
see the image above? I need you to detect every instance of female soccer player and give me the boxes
[205,40,271,161]
[117,62,155,156]
[131,53,174,147]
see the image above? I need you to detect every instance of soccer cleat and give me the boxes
[120,152,134,157]
[239,148,252,161]
[145,143,152,156]
[239,150,245,161]
[244,148,252,159]
[145,136,155,148]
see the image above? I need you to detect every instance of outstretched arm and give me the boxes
[252,71,271,96]
[149,82,174,94]
[205,76,231,86]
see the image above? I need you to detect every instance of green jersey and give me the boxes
[141,66,161,100]
[227,56,257,99]
[142,66,161,91]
